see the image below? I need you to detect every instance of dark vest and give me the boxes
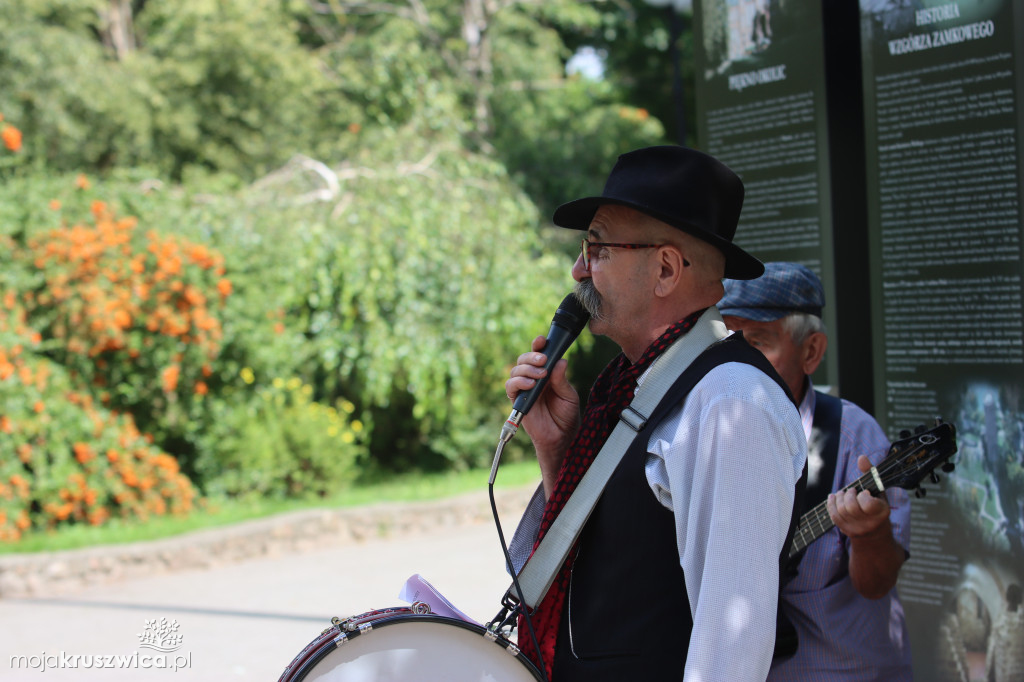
[553,333,801,681]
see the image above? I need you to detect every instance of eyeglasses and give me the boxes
[581,238,660,271]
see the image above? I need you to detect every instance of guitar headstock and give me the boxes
[879,418,958,497]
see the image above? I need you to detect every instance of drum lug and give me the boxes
[332,633,348,648]
[484,626,522,658]
[320,617,343,636]
[339,604,430,633]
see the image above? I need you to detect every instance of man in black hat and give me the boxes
[506,146,807,681]
[718,262,912,681]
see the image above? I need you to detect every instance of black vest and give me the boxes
[552,334,802,681]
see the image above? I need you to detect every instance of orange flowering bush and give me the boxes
[18,199,233,472]
[1,113,22,153]
[0,112,24,182]
[0,275,196,540]
[2,125,21,152]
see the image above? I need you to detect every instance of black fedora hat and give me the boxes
[553,145,763,280]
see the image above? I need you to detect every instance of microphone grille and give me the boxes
[553,293,590,335]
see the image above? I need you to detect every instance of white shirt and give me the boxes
[645,360,806,681]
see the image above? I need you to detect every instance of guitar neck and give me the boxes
[786,420,956,559]
[788,471,878,558]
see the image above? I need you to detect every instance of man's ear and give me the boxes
[801,331,828,376]
[653,245,686,297]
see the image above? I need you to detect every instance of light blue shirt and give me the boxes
[768,381,912,682]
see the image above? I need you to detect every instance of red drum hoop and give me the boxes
[278,606,542,682]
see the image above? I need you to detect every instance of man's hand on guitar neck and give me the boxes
[827,455,907,600]
[827,455,891,538]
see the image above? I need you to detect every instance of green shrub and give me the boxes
[235,132,576,470]
[193,377,365,499]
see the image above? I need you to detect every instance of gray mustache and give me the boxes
[573,279,603,321]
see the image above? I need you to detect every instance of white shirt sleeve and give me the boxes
[646,362,807,682]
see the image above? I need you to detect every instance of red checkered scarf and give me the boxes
[517,310,704,678]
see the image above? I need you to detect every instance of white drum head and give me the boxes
[297,616,541,682]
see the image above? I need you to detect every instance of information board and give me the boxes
[694,0,840,387]
[860,1,1024,679]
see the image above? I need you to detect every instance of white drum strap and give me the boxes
[510,307,728,610]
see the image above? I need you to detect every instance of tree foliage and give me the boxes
[300,0,665,216]
[0,0,671,527]
[0,0,153,171]
[556,1,695,147]
[1,0,665,203]
[0,0,342,179]
[131,0,335,179]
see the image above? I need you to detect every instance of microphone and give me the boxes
[499,293,590,444]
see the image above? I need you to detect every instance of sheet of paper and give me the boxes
[398,573,480,625]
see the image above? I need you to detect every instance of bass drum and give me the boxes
[278,607,543,682]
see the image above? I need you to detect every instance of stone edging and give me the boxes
[0,485,537,600]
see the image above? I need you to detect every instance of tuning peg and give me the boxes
[934,417,944,425]
[930,472,941,484]
[915,487,927,498]
[900,429,911,439]
[942,462,955,473]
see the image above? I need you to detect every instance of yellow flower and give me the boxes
[350,420,363,433]
[240,367,255,384]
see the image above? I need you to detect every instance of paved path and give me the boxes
[0,497,528,680]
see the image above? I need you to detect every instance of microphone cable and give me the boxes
[488,434,549,682]
[484,292,588,682]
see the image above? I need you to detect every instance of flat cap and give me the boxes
[718,261,825,322]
